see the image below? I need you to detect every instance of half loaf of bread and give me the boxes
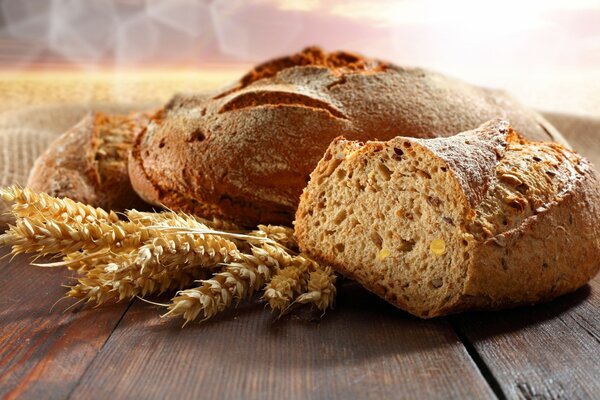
[295,119,600,318]
[129,46,567,227]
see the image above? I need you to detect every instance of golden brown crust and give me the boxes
[294,119,600,318]
[27,112,150,211]
[129,47,568,227]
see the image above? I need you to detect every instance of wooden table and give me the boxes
[1,73,600,399]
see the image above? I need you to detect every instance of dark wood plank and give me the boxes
[452,275,600,399]
[70,281,496,400]
[0,248,129,400]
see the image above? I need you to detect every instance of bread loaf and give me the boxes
[294,119,600,318]
[27,112,150,211]
[128,46,567,227]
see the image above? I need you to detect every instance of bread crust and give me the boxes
[27,112,150,211]
[294,119,600,317]
[129,47,568,227]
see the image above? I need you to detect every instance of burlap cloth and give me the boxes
[1,105,599,231]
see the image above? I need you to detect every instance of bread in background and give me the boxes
[129,47,568,227]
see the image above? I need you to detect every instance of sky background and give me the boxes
[0,0,598,70]
[0,0,599,115]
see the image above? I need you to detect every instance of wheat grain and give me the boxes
[1,186,118,223]
[163,251,274,324]
[263,266,307,312]
[67,251,213,305]
[294,266,337,313]
[261,253,329,314]
[135,230,241,274]
[0,187,340,323]
[254,225,297,249]
[0,216,152,255]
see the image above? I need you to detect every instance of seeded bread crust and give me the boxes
[27,112,150,211]
[128,46,568,227]
[294,119,600,318]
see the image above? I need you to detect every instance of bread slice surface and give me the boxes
[294,119,600,317]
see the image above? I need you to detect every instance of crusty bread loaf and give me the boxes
[128,46,567,227]
[294,119,600,318]
[27,112,150,211]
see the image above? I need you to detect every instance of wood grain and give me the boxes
[452,276,600,399]
[0,248,129,400]
[70,281,496,400]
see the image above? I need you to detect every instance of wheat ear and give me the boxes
[293,266,337,313]
[67,253,212,304]
[254,225,297,249]
[0,216,157,255]
[164,252,272,324]
[0,186,118,223]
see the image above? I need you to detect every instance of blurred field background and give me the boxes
[0,0,599,115]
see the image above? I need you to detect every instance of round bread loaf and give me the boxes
[128,46,567,227]
[294,119,600,318]
[27,112,150,211]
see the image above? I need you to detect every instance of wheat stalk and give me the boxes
[126,210,242,232]
[0,187,339,324]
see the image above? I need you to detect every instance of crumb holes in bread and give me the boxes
[336,168,347,180]
[333,209,347,224]
[376,162,392,181]
[426,195,441,208]
[399,239,415,252]
[442,216,454,225]
[370,231,383,249]
[158,138,166,148]
[334,243,345,253]
[430,278,443,289]
[417,170,431,179]
[392,147,404,160]
[192,128,206,142]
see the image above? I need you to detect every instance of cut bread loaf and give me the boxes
[129,46,567,227]
[27,112,150,211]
[294,119,600,318]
